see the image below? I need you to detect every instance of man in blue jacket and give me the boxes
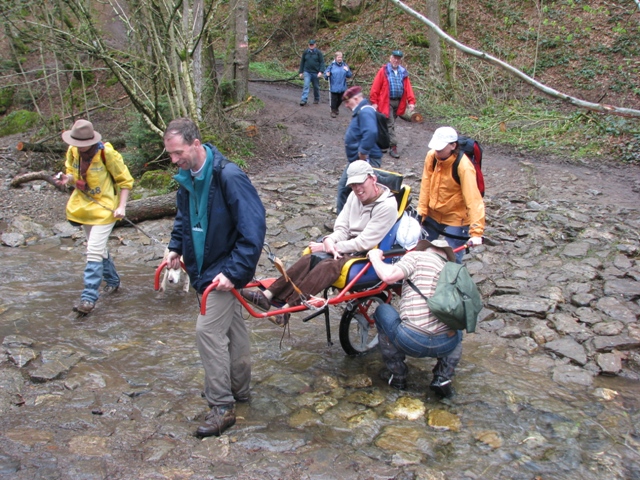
[336,85,382,214]
[324,51,352,118]
[164,118,266,438]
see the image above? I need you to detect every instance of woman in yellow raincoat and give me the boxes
[55,120,134,314]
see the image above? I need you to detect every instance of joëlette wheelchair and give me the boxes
[155,170,414,356]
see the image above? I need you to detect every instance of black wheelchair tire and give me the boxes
[338,293,388,356]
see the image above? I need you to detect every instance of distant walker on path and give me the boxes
[324,51,353,118]
[369,50,416,159]
[298,39,325,106]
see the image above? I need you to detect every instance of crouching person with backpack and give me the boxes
[367,239,462,398]
[417,127,485,263]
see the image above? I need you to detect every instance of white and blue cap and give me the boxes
[428,126,458,151]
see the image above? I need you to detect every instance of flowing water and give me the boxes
[1,242,640,479]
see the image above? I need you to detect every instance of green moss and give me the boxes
[0,110,39,137]
[139,170,177,193]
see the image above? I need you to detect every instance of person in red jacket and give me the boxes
[369,50,416,159]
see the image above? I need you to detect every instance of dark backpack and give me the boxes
[359,105,390,150]
[432,135,484,197]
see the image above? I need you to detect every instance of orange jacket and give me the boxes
[369,64,416,118]
[417,150,485,238]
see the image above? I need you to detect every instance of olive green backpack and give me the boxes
[406,262,482,333]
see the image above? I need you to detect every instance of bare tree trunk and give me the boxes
[234,0,249,102]
[426,0,443,81]
[447,0,458,80]
[447,0,457,34]
[193,0,204,117]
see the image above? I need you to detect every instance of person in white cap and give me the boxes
[367,239,462,398]
[55,119,133,314]
[241,160,397,326]
[417,126,484,263]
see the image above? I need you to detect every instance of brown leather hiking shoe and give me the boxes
[196,404,236,437]
[74,300,95,314]
[240,289,271,311]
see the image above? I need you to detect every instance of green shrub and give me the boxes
[0,110,39,137]
[122,120,165,177]
[0,87,15,114]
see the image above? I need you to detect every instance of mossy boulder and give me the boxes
[139,170,177,193]
[0,110,39,137]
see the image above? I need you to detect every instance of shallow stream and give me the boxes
[1,242,639,479]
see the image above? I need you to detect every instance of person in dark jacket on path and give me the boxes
[324,51,353,118]
[336,86,383,214]
[164,118,266,438]
[298,40,325,106]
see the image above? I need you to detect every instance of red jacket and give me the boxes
[369,64,416,118]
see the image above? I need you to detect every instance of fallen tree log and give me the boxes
[124,193,177,223]
[10,170,177,223]
[10,171,65,191]
[16,139,127,154]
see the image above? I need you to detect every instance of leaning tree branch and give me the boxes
[389,0,640,119]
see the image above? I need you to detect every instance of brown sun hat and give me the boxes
[415,238,456,262]
[61,119,102,147]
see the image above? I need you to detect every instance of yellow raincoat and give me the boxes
[64,142,134,225]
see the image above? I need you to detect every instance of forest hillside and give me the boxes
[0,0,638,163]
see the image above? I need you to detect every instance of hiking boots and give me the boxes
[300,101,306,106]
[379,368,407,390]
[103,284,119,295]
[430,375,453,398]
[389,146,400,158]
[74,300,95,314]
[196,404,236,437]
[330,110,338,118]
[313,99,319,104]
[240,289,271,311]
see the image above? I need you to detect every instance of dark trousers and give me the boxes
[267,254,356,305]
[330,92,344,112]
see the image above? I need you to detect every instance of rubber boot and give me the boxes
[102,254,120,292]
[378,332,408,389]
[81,261,104,304]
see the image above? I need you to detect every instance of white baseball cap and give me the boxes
[346,160,375,185]
[428,127,458,151]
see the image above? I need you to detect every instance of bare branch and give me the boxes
[389,0,640,119]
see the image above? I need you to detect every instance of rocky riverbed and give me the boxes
[1,81,640,479]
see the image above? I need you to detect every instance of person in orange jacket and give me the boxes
[369,50,416,159]
[417,127,485,263]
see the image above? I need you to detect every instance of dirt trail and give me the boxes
[247,79,640,212]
